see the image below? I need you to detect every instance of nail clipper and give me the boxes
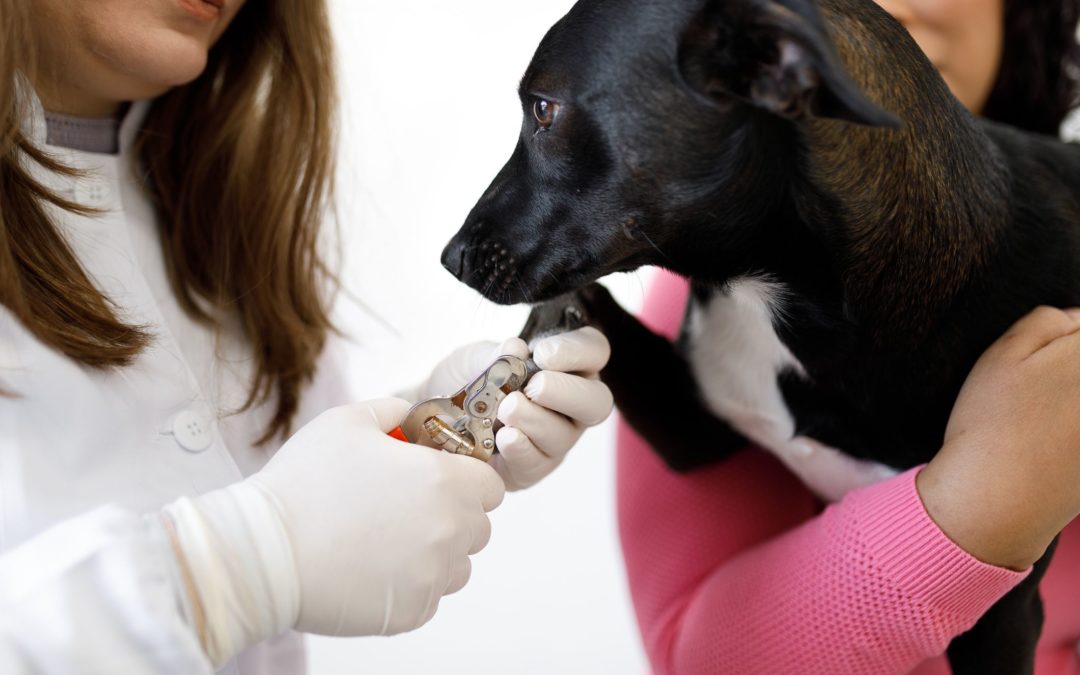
[388,355,540,462]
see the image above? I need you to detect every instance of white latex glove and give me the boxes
[159,398,504,666]
[412,328,613,491]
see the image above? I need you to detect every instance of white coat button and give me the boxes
[173,409,215,453]
[74,177,112,207]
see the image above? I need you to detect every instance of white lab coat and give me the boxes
[0,89,351,674]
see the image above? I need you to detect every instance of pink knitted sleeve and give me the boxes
[617,270,1029,675]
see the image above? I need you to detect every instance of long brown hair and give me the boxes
[982,0,1080,135]
[1,0,339,442]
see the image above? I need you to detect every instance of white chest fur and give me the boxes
[685,277,805,451]
[684,277,898,501]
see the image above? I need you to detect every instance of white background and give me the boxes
[310,1,653,673]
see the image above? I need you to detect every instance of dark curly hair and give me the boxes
[981,0,1080,135]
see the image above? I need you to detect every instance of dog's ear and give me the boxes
[678,0,900,127]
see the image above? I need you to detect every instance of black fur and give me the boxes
[443,0,1080,670]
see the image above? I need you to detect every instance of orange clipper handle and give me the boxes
[388,426,409,442]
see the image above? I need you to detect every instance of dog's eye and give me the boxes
[533,98,559,131]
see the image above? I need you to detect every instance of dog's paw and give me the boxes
[518,282,626,349]
[574,281,615,310]
[518,291,589,346]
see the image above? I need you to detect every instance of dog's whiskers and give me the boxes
[543,269,562,291]
[639,230,673,265]
[478,271,498,301]
[512,272,534,305]
[461,258,488,285]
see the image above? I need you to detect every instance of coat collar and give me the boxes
[16,72,151,156]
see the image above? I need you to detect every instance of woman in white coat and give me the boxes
[0,0,613,672]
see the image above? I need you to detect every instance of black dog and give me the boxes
[442,0,1080,671]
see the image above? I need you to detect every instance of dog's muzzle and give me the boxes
[441,237,519,297]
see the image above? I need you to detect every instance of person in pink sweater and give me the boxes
[616,1,1080,673]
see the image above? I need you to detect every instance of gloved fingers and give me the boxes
[420,339,532,401]
[497,392,580,458]
[532,326,611,374]
[443,453,506,512]
[488,453,515,491]
[445,556,472,595]
[360,398,413,433]
[461,338,529,379]
[522,372,613,427]
[495,337,531,361]
[467,512,493,555]
[493,426,562,488]
[415,595,441,634]
[418,341,498,399]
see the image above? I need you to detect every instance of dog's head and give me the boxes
[443,0,899,304]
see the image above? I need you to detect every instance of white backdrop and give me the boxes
[311,1,653,673]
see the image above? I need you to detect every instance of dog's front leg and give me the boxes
[945,539,1056,675]
[522,283,748,472]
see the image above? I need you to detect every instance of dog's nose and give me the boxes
[441,238,467,279]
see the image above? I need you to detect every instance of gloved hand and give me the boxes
[157,399,504,666]
[412,328,613,490]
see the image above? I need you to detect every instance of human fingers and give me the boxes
[992,306,1080,360]
[522,371,613,427]
[497,391,580,457]
[531,326,611,374]
[442,453,506,513]
[445,557,473,595]
[361,398,413,433]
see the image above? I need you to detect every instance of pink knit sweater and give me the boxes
[617,270,1080,674]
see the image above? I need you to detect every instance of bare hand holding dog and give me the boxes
[918,306,1080,571]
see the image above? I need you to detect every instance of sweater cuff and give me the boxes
[845,467,1029,620]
